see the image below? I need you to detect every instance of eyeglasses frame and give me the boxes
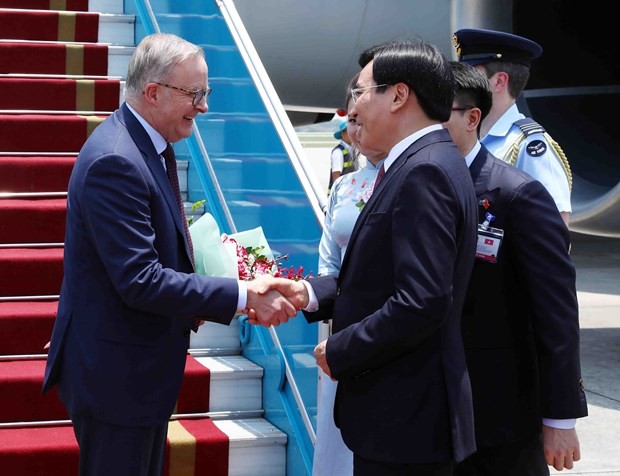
[350,83,389,103]
[156,82,212,106]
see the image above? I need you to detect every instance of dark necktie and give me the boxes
[162,143,200,333]
[162,143,195,269]
[373,163,386,191]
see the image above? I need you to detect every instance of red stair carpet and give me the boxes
[0,77,120,111]
[0,355,212,423]
[0,2,231,474]
[0,418,229,476]
[0,9,99,42]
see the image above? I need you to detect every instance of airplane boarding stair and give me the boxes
[0,0,322,474]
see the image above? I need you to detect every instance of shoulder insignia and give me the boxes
[514,117,545,137]
[526,139,547,156]
[501,118,573,192]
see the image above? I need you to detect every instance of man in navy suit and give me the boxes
[264,39,479,475]
[443,61,587,475]
[42,33,296,476]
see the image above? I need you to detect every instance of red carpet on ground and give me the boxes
[0,10,99,42]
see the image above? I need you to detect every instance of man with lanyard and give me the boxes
[453,28,572,226]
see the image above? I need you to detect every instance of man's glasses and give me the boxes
[451,106,474,111]
[156,82,212,106]
[350,84,389,103]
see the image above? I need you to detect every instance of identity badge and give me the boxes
[475,212,503,264]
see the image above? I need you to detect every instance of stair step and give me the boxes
[0,155,76,193]
[0,301,57,355]
[193,356,263,412]
[0,9,100,43]
[0,355,262,422]
[0,198,66,244]
[0,301,243,356]
[0,417,285,476]
[98,14,135,46]
[0,248,63,296]
[89,0,124,14]
[0,77,120,112]
[191,317,242,352]
[214,418,287,476]
[0,1,89,11]
[0,40,109,76]
[0,113,107,152]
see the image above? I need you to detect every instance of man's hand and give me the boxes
[314,340,334,380]
[245,277,298,327]
[543,425,581,471]
[250,276,310,310]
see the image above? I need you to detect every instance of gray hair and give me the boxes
[124,33,205,102]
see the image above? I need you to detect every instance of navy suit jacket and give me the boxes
[463,145,587,446]
[43,103,238,427]
[305,129,479,464]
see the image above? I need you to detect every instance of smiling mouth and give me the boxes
[183,115,194,121]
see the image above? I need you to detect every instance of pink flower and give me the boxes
[221,235,309,281]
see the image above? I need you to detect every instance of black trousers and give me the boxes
[454,433,548,476]
[354,454,454,476]
[71,415,169,476]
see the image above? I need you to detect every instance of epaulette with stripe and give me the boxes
[501,117,573,191]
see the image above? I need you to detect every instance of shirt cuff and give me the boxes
[301,280,319,312]
[542,418,576,430]
[236,280,247,312]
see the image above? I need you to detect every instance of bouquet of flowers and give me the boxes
[189,212,307,281]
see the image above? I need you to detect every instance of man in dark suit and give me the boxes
[263,39,479,475]
[42,33,296,476]
[444,61,588,475]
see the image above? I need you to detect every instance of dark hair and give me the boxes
[450,61,492,135]
[481,60,530,99]
[358,38,455,122]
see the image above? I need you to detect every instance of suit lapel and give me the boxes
[120,104,190,255]
[470,146,501,221]
[339,129,450,277]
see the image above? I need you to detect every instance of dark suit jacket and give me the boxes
[43,103,238,427]
[305,129,479,464]
[463,145,587,446]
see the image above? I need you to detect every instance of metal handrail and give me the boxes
[136,0,318,450]
[216,0,326,227]
[215,0,319,447]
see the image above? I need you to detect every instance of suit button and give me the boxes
[183,329,191,337]
[336,287,341,296]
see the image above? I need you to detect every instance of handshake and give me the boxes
[243,276,310,327]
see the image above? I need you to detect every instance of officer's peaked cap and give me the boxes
[453,28,542,67]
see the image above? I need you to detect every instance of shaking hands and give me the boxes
[244,276,309,327]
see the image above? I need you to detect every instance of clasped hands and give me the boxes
[243,276,309,328]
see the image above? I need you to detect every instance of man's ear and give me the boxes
[468,107,482,133]
[391,83,409,111]
[142,82,160,106]
[492,71,509,93]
